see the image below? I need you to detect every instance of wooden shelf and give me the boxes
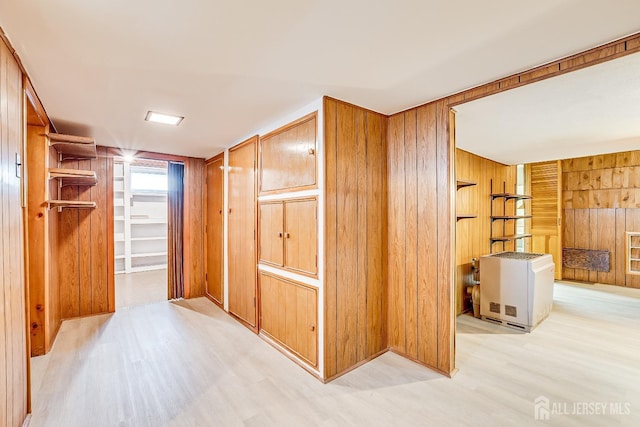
[49,168,97,186]
[491,193,532,200]
[48,133,97,159]
[47,200,96,209]
[456,180,477,190]
[490,234,533,243]
[131,218,167,224]
[131,251,167,259]
[456,214,477,221]
[491,215,532,221]
[131,236,167,241]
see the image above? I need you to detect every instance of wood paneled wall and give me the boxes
[455,149,516,314]
[0,36,28,427]
[26,124,62,355]
[184,157,205,298]
[324,98,388,379]
[386,100,454,374]
[58,146,112,318]
[562,151,640,288]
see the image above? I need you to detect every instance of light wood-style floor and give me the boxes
[30,282,640,426]
[115,269,168,310]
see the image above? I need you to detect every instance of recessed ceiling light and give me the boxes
[145,111,184,126]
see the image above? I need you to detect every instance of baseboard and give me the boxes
[258,332,322,381]
[387,348,454,378]
[203,293,223,310]
[22,414,31,427]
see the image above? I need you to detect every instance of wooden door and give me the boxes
[530,161,563,280]
[205,155,224,304]
[259,273,317,366]
[284,198,317,275]
[259,201,284,266]
[228,137,257,328]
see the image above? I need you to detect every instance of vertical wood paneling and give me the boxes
[436,102,454,373]
[355,109,367,361]
[78,159,92,316]
[561,151,640,287]
[335,102,357,372]
[324,99,338,376]
[92,148,108,313]
[387,113,406,352]
[416,104,437,367]
[324,98,388,379]
[366,113,387,356]
[404,109,418,359]
[185,157,205,298]
[0,38,28,427]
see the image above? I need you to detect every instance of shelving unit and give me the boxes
[456,179,477,221]
[626,232,640,275]
[490,180,532,253]
[113,159,168,274]
[46,133,98,210]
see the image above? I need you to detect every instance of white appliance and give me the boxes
[480,252,555,332]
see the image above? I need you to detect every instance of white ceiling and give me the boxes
[455,53,640,165]
[1,0,640,158]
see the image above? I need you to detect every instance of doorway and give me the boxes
[113,157,169,309]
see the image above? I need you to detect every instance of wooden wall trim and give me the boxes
[445,31,640,108]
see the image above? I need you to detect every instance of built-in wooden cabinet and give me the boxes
[259,272,317,367]
[258,198,317,276]
[205,154,224,305]
[259,112,317,195]
[228,137,258,329]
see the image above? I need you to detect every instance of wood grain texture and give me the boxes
[259,112,317,195]
[416,104,437,367]
[0,38,28,427]
[284,198,317,276]
[323,97,388,379]
[228,137,258,330]
[530,161,562,280]
[259,272,318,367]
[205,155,224,305]
[561,151,640,287]
[184,157,205,298]
[258,201,284,266]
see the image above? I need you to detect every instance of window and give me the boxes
[131,166,167,193]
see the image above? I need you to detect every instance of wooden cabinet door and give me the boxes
[259,113,317,194]
[284,199,317,275]
[228,138,257,328]
[205,155,224,304]
[259,273,317,367]
[259,202,284,266]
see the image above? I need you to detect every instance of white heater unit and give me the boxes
[480,252,555,332]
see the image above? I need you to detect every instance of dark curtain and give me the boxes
[167,161,184,299]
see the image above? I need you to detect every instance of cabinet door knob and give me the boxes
[278,232,283,238]
[285,232,290,238]
[310,325,315,332]
[308,148,315,155]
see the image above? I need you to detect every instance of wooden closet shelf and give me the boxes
[490,193,532,200]
[48,168,97,186]
[47,200,97,209]
[456,180,477,189]
[456,214,477,221]
[48,133,97,159]
[491,215,532,221]
[490,234,532,243]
